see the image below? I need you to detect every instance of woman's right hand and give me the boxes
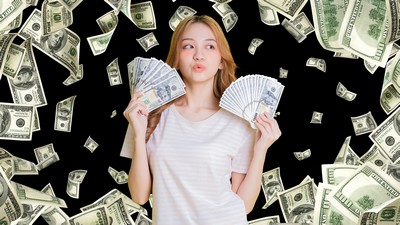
[123,91,149,140]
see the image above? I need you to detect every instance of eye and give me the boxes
[183,44,194,49]
[206,44,215,49]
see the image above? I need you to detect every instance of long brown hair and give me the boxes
[145,15,237,142]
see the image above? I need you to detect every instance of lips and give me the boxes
[193,63,205,72]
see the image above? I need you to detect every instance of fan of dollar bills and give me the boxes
[220,74,284,128]
[127,56,186,112]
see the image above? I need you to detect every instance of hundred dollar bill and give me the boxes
[13,155,38,175]
[0,167,23,224]
[41,0,73,35]
[11,181,67,208]
[18,9,80,77]
[69,205,110,225]
[83,136,98,153]
[294,149,311,160]
[262,167,284,209]
[278,179,316,223]
[351,111,377,136]
[80,188,147,216]
[222,11,238,32]
[369,106,400,164]
[359,144,390,171]
[169,5,197,31]
[108,166,128,184]
[54,95,76,132]
[248,38,264,55]
[34,143,55,163]
[106,196,136,225]
[358,195,400,225]
[0,33,18,78]
[334,136,361,165]
[54,0,82,11]
[380,57,400,114]
[327,162,400,223]
[309,0,349,53]
[257,0,308,20]
[136,32,159,52]
[386,163,400,183]
[0,0,28,31]
[336,82,357,101]
[0,12,23,32]
[2,43,25,78]
[8,37,47,107]
[0,102,34,141]
[290,12,315,36]
[63,63,83,86]
[104,0,123,12]
[386,0,400,43]
[107,57,122,86]
[321,163,359,186]
[313,183,357,225]
[257,0,280,26]
[120,0,156,30]
[248,215,280,224]
[338,0,392,67]
[135,213,152,224]
[36,152,59,171]
[127,56,150,96]
[281,18,306,43]
[139,75,186,112]
[40,183,71,225]
[87,10,118,56]
[212,2,234,18]
[310,111,322,124]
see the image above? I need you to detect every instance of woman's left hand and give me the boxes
[254,112,281,153]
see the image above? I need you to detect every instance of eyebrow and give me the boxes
[181,38,216,42]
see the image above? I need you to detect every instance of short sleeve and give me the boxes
[120,125,134,158]
[231,131,256,174]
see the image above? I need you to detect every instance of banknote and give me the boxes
[107,57,122,86]
[313,183,357,225]
[369,106,400,164]
[120,0,156,30]
[351,111,377,136]
[248,215,280,224]
[54,95,76,132]
[87,10,118,56]
[257,0,308,20]
[169,5,197,31]
[261,167,284,209]
[358,195,400,225]
[41,0,73,35]
[0,102,34,141]
[107,196,136,225]
[220,74,284,129]
[327,162,400,223]
[69,205,110,225]
[0,33,17,77]
[338,0,393,67]
[321,163,359,186]
[278,179,316,223]
[18,9,80,77]
[0,167,23,225]
[2,42,25,78]
[8,37,47,107]
[359,144,390,171]
[257,0,280,26]
[40,183,71,224]
[0,0,27,31]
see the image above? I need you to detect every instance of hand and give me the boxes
[254,112,281,153]
[123,91,149,140]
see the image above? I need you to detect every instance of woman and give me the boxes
[123,15,281,224]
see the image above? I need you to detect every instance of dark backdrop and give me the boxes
[0,0,390,223]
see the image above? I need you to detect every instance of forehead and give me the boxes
[181,22,216,40]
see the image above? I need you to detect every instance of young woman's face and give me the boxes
[178,22,222,85]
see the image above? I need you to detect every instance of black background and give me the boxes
[0,0,393,223]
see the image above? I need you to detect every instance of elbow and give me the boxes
[132,195,149,205]
[245,204,254,214]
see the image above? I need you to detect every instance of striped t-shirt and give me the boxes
[147,104,256,225]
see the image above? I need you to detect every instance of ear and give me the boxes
[218,61,223,70]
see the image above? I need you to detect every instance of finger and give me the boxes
[132,91,143,100]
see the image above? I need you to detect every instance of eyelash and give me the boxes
[183,44,215,49]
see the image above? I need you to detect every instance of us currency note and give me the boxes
[122,0,156,30]
[222,11,238,32]
[380,57,400,114]
[359,144,390,171]
[0,102,34,141]
[41,0,73,35]
[257,0,308,20]
[358,195,400,225]
[54,95,76,132]
[310,111,322,124]
[294,149,311,161]
[2,43,25,78]
[83,136,98,153]
[0,167,22,225]
[40,183,71,225]
[108,166,128,184]
[248,38,264,55]
[53,0,82,11]
[169,5,197,31]
[36,152,59,171]
[369,106,400,164]
[321,163,359,186]
[334,136,361,165]
[8,37,47,107]
[212,2,234,18]
[104,0,123,12]
[386,0,400,43]
[11,181,67,208]
[248,215,280,224]
[0,33,17,77]
[80,188,148,216]
[0,0,27,31]
[34,143,55,163]
[313,183,357,225]
[351,111,377,136]
[67,169,87,199]
[278,179,316,223]
[281,18,306,43]
[290,12,315,36]
[63,63,83,86]
[18,9,80,77]
[87,10,118,56]
[107,197,136,225]
[13,156,38,175]
[107,57,122,86]
[69,206,110,225]
[338,0,393,67]
[261,167,284,209]
[386,163,400,183]
[136,32,159,52]
[309,0,349,53]
[336,82,357,101]
[0,12,23,32]
[327,162,400,223]
[257,0,280,26]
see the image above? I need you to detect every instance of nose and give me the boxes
[194,49,204,61]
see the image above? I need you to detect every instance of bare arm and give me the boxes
[232,112,281,213]
[124,92,153,205]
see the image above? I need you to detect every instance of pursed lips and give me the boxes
[193,63,205,72]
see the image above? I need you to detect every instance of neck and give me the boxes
[177,82,219,110]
